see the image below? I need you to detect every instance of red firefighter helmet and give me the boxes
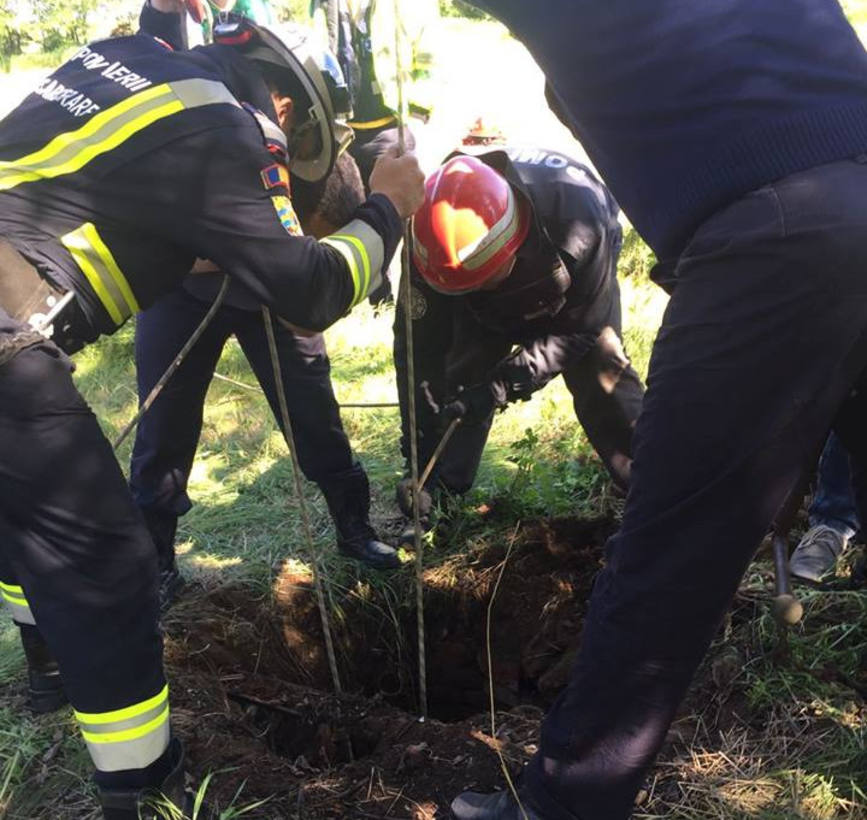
[411,155,531,294]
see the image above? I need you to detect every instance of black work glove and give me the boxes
[441,380,508,426]
[396,476,433,520]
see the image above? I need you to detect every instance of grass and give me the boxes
[1,8,866,819]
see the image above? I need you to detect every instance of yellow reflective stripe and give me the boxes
[348,114,397,130]
[83,223,139,314]
[80,703,169,744]
[1,582,34,625]
[2,84,169,169]
[320,237,363,308]
[330,233,371,305]
[75,683,168,724]
[0,79,240,192]
[62,224,126,324]
[1,589,27,606]
[0,85,178,191]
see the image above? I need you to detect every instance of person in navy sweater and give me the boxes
[447,2,867,819]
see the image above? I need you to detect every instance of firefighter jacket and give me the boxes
[408,145,623,404]
[310,0,436,125]
[0,32,401,349]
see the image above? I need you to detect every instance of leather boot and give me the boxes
[98,737,214,819]
[18,624,67,714]
[321,465,401,570]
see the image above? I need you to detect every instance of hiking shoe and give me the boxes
[789,524,847,583]
[451,786,548,819]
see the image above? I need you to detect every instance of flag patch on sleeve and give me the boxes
[261,163,290,192]
[271,195,303,236]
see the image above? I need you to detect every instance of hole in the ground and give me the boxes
[165,515,613,732]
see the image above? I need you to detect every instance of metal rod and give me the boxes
[392,0,427,718]
[262,306,342,695]
[418,417,461,490]
[114,275,230,450]
[210,372,400,408]
[31,290,75,335]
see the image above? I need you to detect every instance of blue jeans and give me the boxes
[809,431,859,537]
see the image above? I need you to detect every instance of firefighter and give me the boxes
[395,149,644,532]
[310,0,438,303]
[134,1,401,604]
[450,1,867,818]
[0,14,423,817]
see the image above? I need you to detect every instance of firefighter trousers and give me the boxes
[0,313,168,775]
[129,286,360,566]
[522,156,867,819]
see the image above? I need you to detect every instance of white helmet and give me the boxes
[214,15,353,182]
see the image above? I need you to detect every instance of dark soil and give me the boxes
[162,516,615,818]
[162,517,866,818]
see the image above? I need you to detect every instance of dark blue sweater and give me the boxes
[473,0,867,260]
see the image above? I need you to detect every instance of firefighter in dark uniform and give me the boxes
[395,149,645,527]
[0,15,423,818]
[133,1,401,597]
[451,1,867,818]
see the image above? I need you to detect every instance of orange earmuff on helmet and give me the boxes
[411,156,530,294]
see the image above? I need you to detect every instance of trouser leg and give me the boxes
[432,308,512,494]
[129,288,230,570]
[523,159,867,820]
[808,431,859,535]
[0,342,169,778]
[562,323,644,492]
[239,314,355,485]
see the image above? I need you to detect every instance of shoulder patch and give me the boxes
[261,163,290,192]
[410,286,427,320]
[271,194,303,236]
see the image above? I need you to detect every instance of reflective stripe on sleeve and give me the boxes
[319,218,384,308]
[61,222,138,325]
[75,684,170,772]
[0,580,35,625]
[0,79,240,192]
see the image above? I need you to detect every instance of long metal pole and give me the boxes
[392,0,427,719]
[262,306,342,695]
[114,275,230,450]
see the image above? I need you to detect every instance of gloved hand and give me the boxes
[396,476,434,520]
[441,380,508,426]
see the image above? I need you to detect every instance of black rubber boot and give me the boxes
[321,465,401,570]
[98,737,214,820]
[18,624,67,714]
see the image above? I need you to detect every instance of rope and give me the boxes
[210,371,399,409]
[113,275,230,450]
[392,0,427,719]
[262,306,342,695]
[486,522,528,820]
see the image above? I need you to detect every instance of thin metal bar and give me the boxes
[114,275,230,450]
[262,306,342,695]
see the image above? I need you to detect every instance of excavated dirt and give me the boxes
[162,516,615,818]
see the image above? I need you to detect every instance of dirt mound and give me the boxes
[161,516,613,817]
